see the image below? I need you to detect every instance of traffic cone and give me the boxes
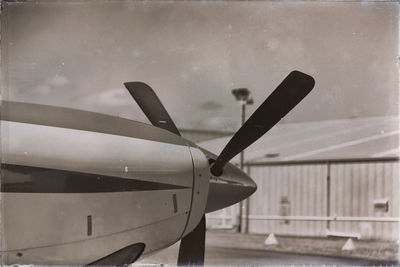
[342,238,355,251]
[264,233,278,245]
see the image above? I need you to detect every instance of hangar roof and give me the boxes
[198,116,399,163]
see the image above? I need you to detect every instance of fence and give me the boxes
[206,157,400,240]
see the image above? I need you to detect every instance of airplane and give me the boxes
[0,70,314,266]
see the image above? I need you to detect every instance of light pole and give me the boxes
[231,88,253,233]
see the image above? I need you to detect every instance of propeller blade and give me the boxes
[124,82,181,136]
[211,71,315,176]
[177,215,206,266]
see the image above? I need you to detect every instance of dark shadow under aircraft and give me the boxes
[0,71,314,266]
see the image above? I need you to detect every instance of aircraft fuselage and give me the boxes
[1,101,211,265]
[0,101,255,265]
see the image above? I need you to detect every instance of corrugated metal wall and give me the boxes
[329,162,399,240]
[248,164,328,237]
[207,159,399,240]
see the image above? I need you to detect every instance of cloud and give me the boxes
[35,84,51,94]
[267,38,280,51]
[82,88,132,107]
[33,74,70,95]
[200,100,223,111]
[48,74,69,87]
[195,116,239,131]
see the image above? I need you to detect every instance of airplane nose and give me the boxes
[205,163,257,213]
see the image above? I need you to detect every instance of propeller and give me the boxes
[124,82,181,136]
[177,215,206,266]
[124,70,315,266]
[210,70,315,176]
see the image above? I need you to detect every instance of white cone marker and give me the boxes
[264,233,278,245]
[342,238,355,251]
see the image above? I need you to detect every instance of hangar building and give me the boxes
[183,116,399,241]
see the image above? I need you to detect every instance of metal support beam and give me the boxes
[207,215,400,223]
[245,215,400,222]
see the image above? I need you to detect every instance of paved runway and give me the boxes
[205,247,398,266]
[137,244,399,266]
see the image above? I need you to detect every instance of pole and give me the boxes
[238,103,245,233]
[327,161,331,230]
[244,165,250,233]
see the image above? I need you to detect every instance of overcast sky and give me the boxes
[2,1,398,131]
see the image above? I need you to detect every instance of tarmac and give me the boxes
[206,230,400,262]
[137,230,399,265]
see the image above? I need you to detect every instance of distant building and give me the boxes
[201,116,399,240]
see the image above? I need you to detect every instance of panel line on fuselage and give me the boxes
[177,146,197,240]
[1,164,190,193]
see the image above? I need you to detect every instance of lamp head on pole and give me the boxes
[232,88,253,105]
